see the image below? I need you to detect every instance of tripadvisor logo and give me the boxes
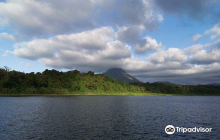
[165,125,212,135]
[165,125,175,135]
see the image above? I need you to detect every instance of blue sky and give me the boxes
[0,0,220,84]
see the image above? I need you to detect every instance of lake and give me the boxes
[0,96,220,139]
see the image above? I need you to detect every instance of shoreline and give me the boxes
[0,93,219,97]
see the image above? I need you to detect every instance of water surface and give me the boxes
[0,96,220,139]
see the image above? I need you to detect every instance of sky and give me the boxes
[0,0,220,84]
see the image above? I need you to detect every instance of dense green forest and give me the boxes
[135,82,220,95]
[0,66,145,95]
[0,66,220,95]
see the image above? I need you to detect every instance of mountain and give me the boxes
[104,68,142,83]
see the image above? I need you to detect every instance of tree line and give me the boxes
[0,67,145,94]
[135,82,220,95]
[0,66,220,95]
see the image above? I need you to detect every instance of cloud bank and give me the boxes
[0,0,220,84]
[7,26,220,84]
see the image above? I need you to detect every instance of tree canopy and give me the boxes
[0,66,219,95]
[0,67,145,95]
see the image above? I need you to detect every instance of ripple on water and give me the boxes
[0,96,219,139]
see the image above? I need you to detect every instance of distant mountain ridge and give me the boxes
[104,68,142,83]
[206,83,220,86]
[155,81,176,85]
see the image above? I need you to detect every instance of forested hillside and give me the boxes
[0,67,146,95]
[135,82,220,95]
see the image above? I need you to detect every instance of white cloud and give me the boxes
[7,27,131,71]
[134,36,163,54]
[192,34,202,42]
[184,44,203,54]
[205,24,220,40]
[188,40,220,64]
[117,26,164,54]
[190,49,220,64]
[0,32,15,41]
[0,0,162,39]
[205,39,220,48]
[6,26,179,73]
[157,15,164,22]
[149,48,187,63]
[0,0,95,38]
[192,23,220,45]
[193,24,220,42]
[8,26,220,81]
[9,27,115,60]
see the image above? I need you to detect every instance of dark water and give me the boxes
[0,96,220,140]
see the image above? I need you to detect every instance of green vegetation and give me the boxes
[0,66,220,96]
[0,66,145,95]
[135,82,220,96]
